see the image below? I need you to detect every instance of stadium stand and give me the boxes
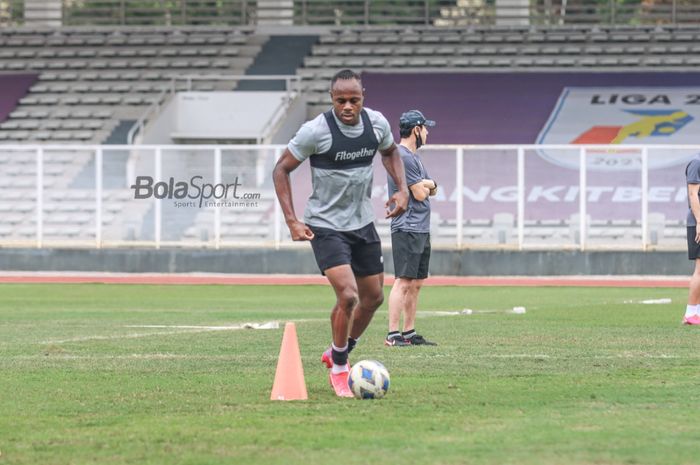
[299,25,700,113]
[0,0,698,252]
[0,146,154,243]
[0,26,261,143]
[0,23,309,245]
[2,23,699,142]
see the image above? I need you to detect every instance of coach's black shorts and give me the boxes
[309,223,383,276]
[392,231,430,279]
[688,227,700,260]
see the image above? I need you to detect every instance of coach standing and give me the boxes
[385,110,438,346]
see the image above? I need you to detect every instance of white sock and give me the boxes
[331,363,349,374]
[331,342,348,353]
[330,342,349,374]
[685,304,697,317]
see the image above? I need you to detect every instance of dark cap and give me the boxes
[399,110,436,130]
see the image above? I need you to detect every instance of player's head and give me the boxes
[329,69,364,126]
[399,110,436,148]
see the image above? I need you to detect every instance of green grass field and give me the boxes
[1,283,699,465]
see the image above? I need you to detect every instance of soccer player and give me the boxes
[385,110,438,346]
[272,69,409,397]
[684,153,700,325]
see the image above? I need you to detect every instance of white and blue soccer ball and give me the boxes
[348,360,390,399]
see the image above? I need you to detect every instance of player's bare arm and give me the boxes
[409,182,431,202]
[272,149,315,241]
[421,179,438,196]
[381,143,409,218]
[689,183,700,243]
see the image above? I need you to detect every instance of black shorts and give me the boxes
[688,227,700,260]
[392,231,430,279]
[309,223,384,276]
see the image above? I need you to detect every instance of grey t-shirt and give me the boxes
[288,107,394,231]
[687,154,700,226]
[388,144,431,233]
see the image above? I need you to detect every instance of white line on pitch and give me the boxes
[9,353,687,361]
[7,353,275,361]
[125,322,280,330]
[400,353,682,359]
[40,329,221,344]
[37,318,328,345]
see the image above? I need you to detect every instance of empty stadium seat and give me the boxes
[0,26,259,144]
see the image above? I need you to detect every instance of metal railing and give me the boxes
[0,143,695,251]
[1,0,699,27]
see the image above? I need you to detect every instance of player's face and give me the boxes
[330,78,364,126]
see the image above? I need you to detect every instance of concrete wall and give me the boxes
[256,0,294,25]
[495,0,530,26]
[271,95,307,144]
[24,0,61,27]
[139,94,179,144]
[0,248,691,276]
[139,91,304,144]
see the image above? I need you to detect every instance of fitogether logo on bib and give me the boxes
[334,147,376,162]
[537,87,700,171]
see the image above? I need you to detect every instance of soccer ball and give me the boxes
[348,360,390,399]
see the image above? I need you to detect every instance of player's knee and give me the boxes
[363,290,384,312]
[337,289,359,312]
[373,292,385,309]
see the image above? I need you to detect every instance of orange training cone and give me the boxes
[270,322,308,401]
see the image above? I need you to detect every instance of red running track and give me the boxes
[0,273,688,288]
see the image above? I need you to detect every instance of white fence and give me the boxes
[0,143,696,250]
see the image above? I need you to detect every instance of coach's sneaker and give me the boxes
[405,334,437,346]
[683,315,700,325]
[329,370,353,398]
[384,335,411,347]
